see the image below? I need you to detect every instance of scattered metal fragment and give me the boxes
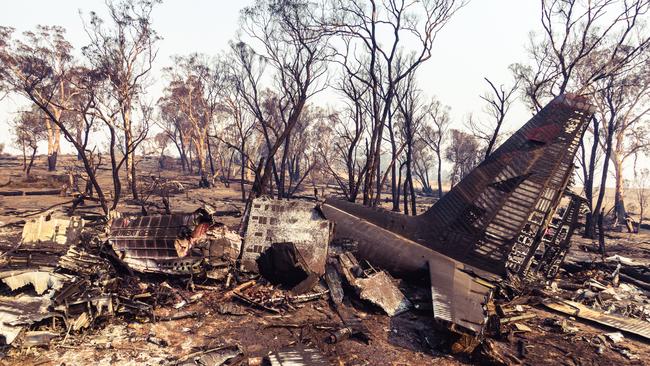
[354,271,411,317]
[0,296,54,345]
[0,270,68,295]
[216,302,248,316]
[333,250,411,316]
[499,313,536,325]
[265,345,329,366]
[241,197,332,274]
[174,344,243,366]
[324,263,344,305]
[22,331,60,347]
[21,215,84,245]
[605,331,624,343]
[327,326,352,344]
[512,323,532,332]
[58,246,112,276]
[543,299,650,341]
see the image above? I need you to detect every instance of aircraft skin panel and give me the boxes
[420,94,594,275]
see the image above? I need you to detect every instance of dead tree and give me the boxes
[82,0,160,200]
[231,0,331,199]
[634,167,649,232]
[153,132,170,169]
[591,65,650,229]
[331,0,467,206]
[467,77,518,158]
[445,129,480,188]
[512,0,650,110]
[0,26,80,171]
[284,106,330,197]
[158,94,191,172]
[325,71,370,202]
[0,27,110,214]
[601,61,650,225]
[162,54,225,186]
[13,108,47,179]
[395,70,426,215]
[420,98,451,198]
[412,139,434,195]
[216,82,257,201]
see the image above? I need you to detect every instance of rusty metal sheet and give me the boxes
[543,299,650,341]
[241,197,332,274]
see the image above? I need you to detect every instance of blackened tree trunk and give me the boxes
[598,209,606,258]
[207,131,216,177]
[47,152,58,172]
[25,146,38,178]
[406,142,416,215]
[592,117,615,237]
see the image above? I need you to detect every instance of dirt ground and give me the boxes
[1,155,650,365]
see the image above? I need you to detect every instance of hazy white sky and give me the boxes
[0,0,540,154]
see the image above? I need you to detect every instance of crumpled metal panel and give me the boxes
[109,214,198,260]
[241,197,332,274]
[108,210,221,274]
[0,271,70,345]
[0,296,53,345]
[427,258,495,334]
[355,271,411,317]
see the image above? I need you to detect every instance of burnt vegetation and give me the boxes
[1,0,650,365]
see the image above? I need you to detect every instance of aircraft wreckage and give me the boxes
[109,94,593,334]
[0,93,604,355]
[321,93,595,335]
[99,93,596,339]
